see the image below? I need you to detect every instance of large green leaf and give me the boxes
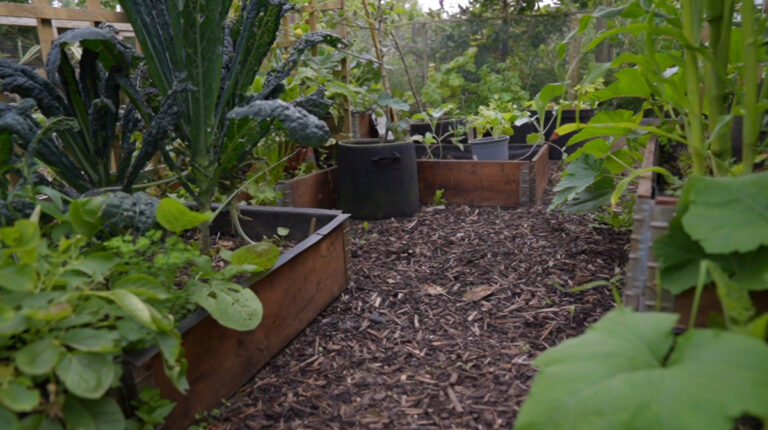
[59,329,121,353]
[62,396,125,430]
[0,380,40,413]
[229,241,280,271]
[155,199,212,233]
[188,280,263,331]
[0,406,18,430]
[54,353,115,400]
[550,154,611,211]
[681,172,768,254]
[516,308,768,430]
[101,290,157,331]
[590,67,651,101]
[14,338,62,376]
[0,264,35,292]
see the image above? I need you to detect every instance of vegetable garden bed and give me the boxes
[624,142,768,327]
[276,144,549,209]
[121,206,350,430]
[200,172,629,428]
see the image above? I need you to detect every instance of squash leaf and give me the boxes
[681,171,768,254]
[516,308,768,430]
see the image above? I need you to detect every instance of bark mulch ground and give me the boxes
[204,177,630,430]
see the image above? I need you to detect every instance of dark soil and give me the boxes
[203,168,629,429]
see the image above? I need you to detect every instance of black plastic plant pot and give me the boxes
[509,144,543,162]
[337,139,420,220]
[469,136,510,160]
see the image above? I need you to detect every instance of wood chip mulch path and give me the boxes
[206,173,630,430]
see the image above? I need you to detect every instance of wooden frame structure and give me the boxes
[0,0,352,134]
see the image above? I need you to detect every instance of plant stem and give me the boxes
[389,29,424,113]
[703,0,735,173]
[741,0,759,174]
[681,0,707,176]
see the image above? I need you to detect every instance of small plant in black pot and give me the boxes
[468,106,513,160]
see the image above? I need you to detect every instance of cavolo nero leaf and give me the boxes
[227,100,331,148]
[681,171,768,254]
[516,308,768,430]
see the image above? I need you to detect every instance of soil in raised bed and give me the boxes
[199,168,630,429]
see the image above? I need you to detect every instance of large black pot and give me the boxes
[337,140,420,220]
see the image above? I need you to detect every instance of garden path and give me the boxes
[205,168,629,429]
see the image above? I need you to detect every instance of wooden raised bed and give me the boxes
[417,144,549,207]
[121,206,350,429]
[276,167,338,209]
[624,141,768,327]
[277,144,549,209]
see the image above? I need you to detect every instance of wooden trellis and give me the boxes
[0,0,352,134]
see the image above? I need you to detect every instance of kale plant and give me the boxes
[0,25,188,195]
[119,0,345,250]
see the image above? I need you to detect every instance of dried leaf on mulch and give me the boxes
[462,285,497,302]
[203,164,630,430]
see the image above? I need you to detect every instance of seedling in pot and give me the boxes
[410,104,466,159]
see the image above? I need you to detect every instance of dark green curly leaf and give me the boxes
[228,100,330,148]
[292,89,333,118]
[258,31,346,100]
[0,58,67,117]
[99,192,160,235]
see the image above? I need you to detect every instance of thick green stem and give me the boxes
[704,0,735,173]
[741,0,760,174]
[681,0,707,176]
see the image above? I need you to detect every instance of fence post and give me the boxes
[32,0,56,62]
[86,0,103,27]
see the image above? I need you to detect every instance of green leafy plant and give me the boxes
[551,0,768,212]
[432,189,447,206]
[410,104,466,158]
[516,308,768,430]
[118,0,344,250]
[468,104,515,138]
[0,26,186,194]
[0,199,278,428]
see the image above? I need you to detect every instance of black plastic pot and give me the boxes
[337,139,420,220]
[469,136,510,160]
[509,144,543,162]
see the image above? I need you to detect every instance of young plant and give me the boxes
[118,0,344,250]
[410,104,466,158]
